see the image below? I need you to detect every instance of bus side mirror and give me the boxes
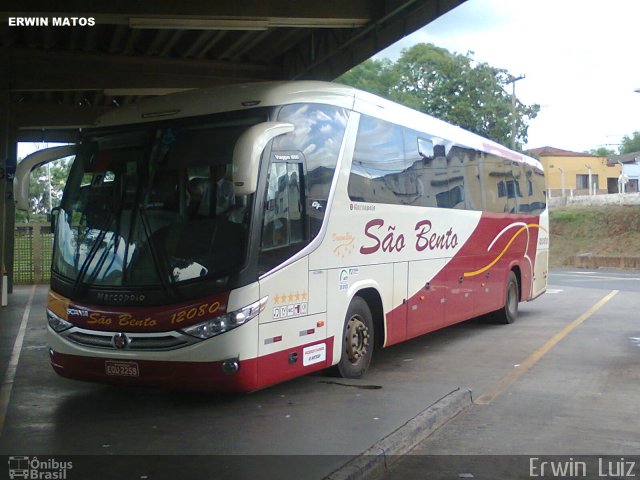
[232,122,294,195]
[14,145,78,210]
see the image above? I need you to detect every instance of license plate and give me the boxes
[105,360,139,377]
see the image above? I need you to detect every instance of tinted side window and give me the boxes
[404,128,448,208]
[503,160,523,213]
[484,155,508,213]
[274,103,348,239]
[348,116,411,205]
[529,165,547,214]
[346,114,546,215]
[481,157,546,214]
[261,162,304,251]
[350,119,486,211]
[258,161,306,273]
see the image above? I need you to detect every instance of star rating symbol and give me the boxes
[271,291,308,306]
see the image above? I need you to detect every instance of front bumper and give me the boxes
[49,349,258,392]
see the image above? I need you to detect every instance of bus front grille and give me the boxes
[62,329,199,351]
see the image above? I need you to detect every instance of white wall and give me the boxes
[548,191,640,207]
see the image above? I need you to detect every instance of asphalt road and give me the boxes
[1,268,639,479]
[549,268,640,292]
[381,268,640,479]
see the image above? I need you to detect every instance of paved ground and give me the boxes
[1,269,638,479]
[381,269,640,479]
[550,267,640,292]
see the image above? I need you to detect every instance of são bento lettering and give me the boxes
[359,218,459,255]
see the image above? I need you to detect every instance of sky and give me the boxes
[374,0,640,153]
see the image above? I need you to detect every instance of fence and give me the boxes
[14,223,53,284]
[548,191,640,208]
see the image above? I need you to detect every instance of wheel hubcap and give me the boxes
[345,315,370,365]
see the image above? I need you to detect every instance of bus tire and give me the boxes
[337,296,374,379]
[495,271,519,324]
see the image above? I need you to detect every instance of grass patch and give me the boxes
[549,204,640,267]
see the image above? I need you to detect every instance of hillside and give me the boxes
[549,204,640,267]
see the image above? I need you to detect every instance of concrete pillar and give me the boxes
[6,127,16,293]
[0,49,9,306]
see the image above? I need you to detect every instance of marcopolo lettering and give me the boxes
[96,292,146,303]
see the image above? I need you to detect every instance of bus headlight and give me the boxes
[47,309,74,332]
[181,296,268,340]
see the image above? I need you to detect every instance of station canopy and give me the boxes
[1,0,465,142]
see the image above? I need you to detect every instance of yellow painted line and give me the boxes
[475,289,619,405]
[0,285,37,436]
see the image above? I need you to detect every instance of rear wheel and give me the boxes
[495,271,519,324]
[337,297,374,379]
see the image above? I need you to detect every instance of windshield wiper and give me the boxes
[137,204,177,299]
[72,210,114,297]
[82,215,122,287]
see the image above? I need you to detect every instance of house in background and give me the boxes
[610,151,640,193]
[528,146,621,197]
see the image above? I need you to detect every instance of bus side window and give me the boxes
[531,165,547,214]
[274,103,348,241]
[259,162,306,270]
[484,155,508,213]
[348,116,407,205]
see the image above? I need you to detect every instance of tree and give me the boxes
[337,43,540,150]
[337,58,398,99]
[588,147,616,157]
[619,131,640,154]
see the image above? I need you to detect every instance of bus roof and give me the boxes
[95,80,542,169]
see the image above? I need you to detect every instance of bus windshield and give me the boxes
[53,112,266,292]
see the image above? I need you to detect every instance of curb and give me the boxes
[324,387,473,480]
[569,255,640,270]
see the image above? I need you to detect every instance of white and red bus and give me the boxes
[19,81,548,391]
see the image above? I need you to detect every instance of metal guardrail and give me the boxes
[14,223,53,284]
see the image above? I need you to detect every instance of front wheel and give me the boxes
[494,271,519,324]
[336,297,374,379]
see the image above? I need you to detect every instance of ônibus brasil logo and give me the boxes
[8,456,73,479]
